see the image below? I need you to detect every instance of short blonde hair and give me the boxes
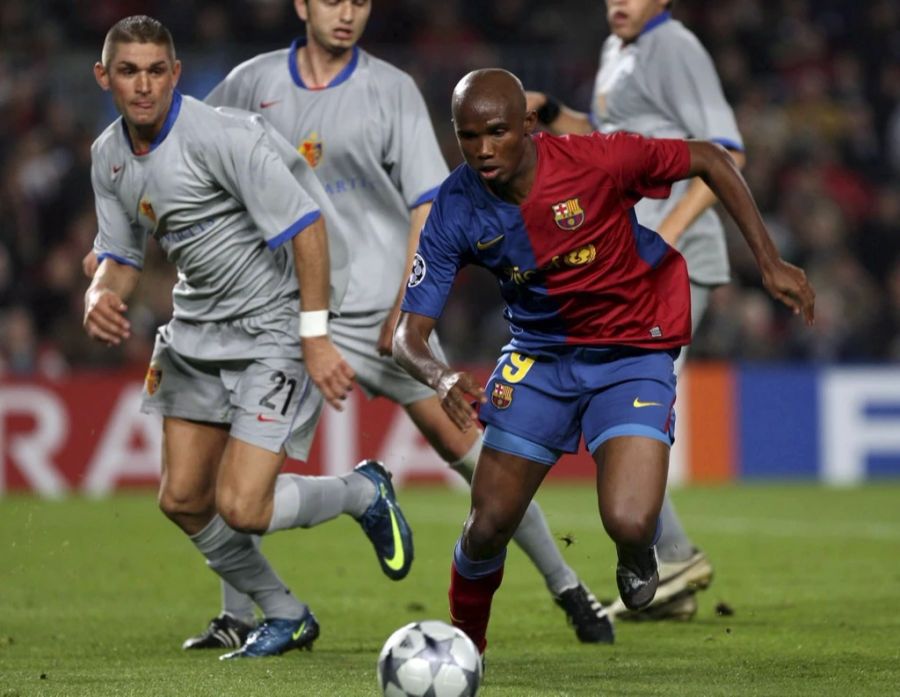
[101,15,175,68]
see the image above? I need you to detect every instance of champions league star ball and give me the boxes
[377,620,482,697]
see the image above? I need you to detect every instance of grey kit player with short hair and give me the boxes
[84,14,413,659]
[198,0,614,647]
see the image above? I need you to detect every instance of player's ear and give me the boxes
[172,59,182,85]
[523,109,538,135]
[295,0,309,22]
[94,61,110,91]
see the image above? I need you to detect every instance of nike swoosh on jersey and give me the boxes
[633,398,663,408]
[257,414,280,422]
[476,234,505,250]
[291,620,307,641]
[112,165,123,174]
[382,488,406,572]
[259,100,281,109]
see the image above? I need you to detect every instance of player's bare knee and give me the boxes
[157,485,213,522]
[465,510,514,557]
[216,492,268,534]
[218,505,268,535]
[602,507,656,547]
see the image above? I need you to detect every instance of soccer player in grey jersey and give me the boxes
[527,0,748,620]
[83,15,413,659]
[201,0,614,645]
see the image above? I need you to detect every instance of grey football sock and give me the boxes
[266,472,375,533]
[220,535,259,624]
[191,515,305,621]
[656,493,694,563]
[513,500,579,596]
[221,580,255,625]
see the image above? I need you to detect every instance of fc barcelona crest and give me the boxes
[551,198,585,231]
[145,364,162,396]
[491,382,514,410]
[299,132,322,168]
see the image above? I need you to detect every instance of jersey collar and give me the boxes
[288,37,359,90]
[120,90,183,156]
[640,10,671,36]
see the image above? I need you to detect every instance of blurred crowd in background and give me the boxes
[1,0,899,377]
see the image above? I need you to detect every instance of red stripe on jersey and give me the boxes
[517,132,692,349]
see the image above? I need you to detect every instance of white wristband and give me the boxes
[299,310,329,338]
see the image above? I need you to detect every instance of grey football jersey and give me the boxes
[206,41,449,313]
[214,106,351,313]
[91,93,322,357]
[591,16,743,285]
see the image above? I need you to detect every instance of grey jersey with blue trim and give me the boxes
[91,94,323,357]
[206,43,449,313]
[215,105,351,314]
[591,17,743,284]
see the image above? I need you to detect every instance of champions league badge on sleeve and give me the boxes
[407,253,426,287]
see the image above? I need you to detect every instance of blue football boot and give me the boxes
[219,609,319,660]
[353,460,414,580]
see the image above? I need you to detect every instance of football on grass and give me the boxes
[377,620,482,697]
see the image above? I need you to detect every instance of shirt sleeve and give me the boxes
[204,67,253,110]
[651,30,743,151]
[400,195,465,319]
[382,74,450,209]
[204,123,321,250]
[596,131,691,207]
[90,155,147,269]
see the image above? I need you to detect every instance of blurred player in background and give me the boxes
[84,14,413,659]
[394,68,814,655]
[527,0,746,620]
[200,0,615,647]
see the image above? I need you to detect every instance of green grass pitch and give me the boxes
[2,484,899,696]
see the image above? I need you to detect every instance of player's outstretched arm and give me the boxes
[83,258,140,346]
[291,216,355,410]
[394,311,485,432]
[524,91,593,136]
[686,141,816,325]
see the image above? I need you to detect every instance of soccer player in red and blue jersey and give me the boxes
[394,69,815,655]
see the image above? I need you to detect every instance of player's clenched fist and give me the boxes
[760,259,816,326]
[302,335,356,410]
[83,288,131,346]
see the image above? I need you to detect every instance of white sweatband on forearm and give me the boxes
[299,310,329,338]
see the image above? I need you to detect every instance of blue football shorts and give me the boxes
[479,346,679,466]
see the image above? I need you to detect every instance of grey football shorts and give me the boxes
[330,309,446,406]
[141,332,323,460]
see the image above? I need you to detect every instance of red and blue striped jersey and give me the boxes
[402,131,692,351]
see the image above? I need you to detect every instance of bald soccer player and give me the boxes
[393,69,814,656]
